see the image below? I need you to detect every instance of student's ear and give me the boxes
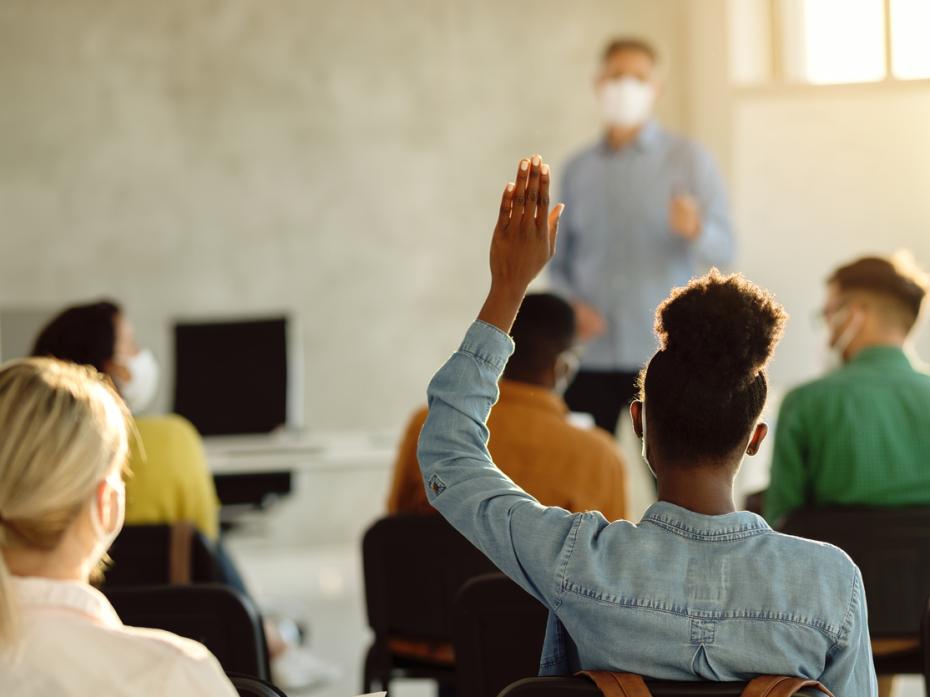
[630,400,644,439]
[746,423,768,456]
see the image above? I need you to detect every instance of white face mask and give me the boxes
[90,473,125,562]
[822,307,863,373]
[116,349,159,413]
[554,350,581,397]
[600,77,655,128]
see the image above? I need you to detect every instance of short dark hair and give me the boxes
[603,37,658,64]
[32,300,122,374]
[638,270,786,465]
[504,293,576,383]
[828,254,928,332]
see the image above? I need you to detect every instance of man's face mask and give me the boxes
[823,305,864,372]
[555,349,581,396]
[600,77,655,128]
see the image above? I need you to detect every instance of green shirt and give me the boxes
[765,346,930,525]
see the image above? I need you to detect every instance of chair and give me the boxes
[105,584,271,680]
[227,673,288,697]
[781,506,930,674]
[497,677,826,697]
[361,514,499,692]
[102,522,223,586]
[453,573,549,697]
[920,595,930,695]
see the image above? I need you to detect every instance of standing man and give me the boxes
[550,37,735,433]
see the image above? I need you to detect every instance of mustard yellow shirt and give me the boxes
[388,379,627,520]
[126,414,220,540]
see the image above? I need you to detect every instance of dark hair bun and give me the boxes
[655,269,786,382]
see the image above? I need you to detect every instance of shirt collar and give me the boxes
[11,576,122,628]
[641,501,771,540]
[600,119,661,154]
[498,379,568,417]
[847,345,913,370]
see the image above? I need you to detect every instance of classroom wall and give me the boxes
[0,0,688,431]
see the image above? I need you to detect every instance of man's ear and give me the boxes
[746,422,768,456]
[630,400,644,439]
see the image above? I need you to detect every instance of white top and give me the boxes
[0,576,238,696]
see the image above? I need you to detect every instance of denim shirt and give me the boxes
[418,321,877,697]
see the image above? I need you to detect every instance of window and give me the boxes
[728,0,930,86]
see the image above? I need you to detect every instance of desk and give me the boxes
[205,430,399,546]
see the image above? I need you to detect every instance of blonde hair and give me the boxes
[0,358,130,646]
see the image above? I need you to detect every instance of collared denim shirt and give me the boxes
[418,321,877,697]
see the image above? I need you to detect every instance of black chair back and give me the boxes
[498,677,825,697]
[362,514,497,643]
[227,673,288,697]
[105,584,270,680]
[780,506,930,637]
[103,523,221,586]
[453,573,548,697]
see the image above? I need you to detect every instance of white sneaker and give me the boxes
[271,646,342,693]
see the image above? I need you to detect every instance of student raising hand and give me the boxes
[478,155,565,334]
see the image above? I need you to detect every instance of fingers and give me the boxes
[537,161,551,228]
[525,155,542,222]
[497,181,515,230]
[548,203,565,256]
[512,158,530,220]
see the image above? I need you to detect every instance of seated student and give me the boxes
[0,358,236,696]
[31,301,220,540]
[417,155,876,696]
[765,254,930,525]
[388,292,626,520]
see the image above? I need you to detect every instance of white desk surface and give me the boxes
[204,429,398,475]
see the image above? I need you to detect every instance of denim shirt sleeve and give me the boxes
[417,320,582,609]
[820,569,878,697]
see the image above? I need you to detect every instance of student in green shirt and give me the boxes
[765,254,930,526]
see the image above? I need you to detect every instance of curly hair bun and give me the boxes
[655,269,787,381]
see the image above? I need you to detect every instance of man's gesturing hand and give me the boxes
[478,155,565,333]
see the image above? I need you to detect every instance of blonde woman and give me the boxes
[0,358,236,696]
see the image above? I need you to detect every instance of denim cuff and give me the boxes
[459,320,515,374]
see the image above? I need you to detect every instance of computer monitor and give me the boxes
[173,316,300,436]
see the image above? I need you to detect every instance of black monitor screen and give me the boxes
[173,317,288,436]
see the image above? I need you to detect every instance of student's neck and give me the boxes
[656,464,737,516]
[844,331,906,361]
[606,125,642,150]
[3,548,91,583]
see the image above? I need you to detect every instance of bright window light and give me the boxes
[801,0,886,84]
[890,0,930,79]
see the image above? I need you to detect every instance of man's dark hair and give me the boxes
[829,254,928,332]
[503,293,576,384]
[603,37,659,64]
[32,300,122,374]
[638,270,786,465]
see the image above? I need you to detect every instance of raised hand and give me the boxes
[478,155,565,333]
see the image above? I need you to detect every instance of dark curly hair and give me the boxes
[31,301,122,375]
[638,270,787,464]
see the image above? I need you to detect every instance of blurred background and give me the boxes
[1,1,928,696]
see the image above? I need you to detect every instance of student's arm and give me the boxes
[819,570,878,697]
[418,156,585,609]
[763,391,809,527]
[689,146,735,269]
[386,409,432,515]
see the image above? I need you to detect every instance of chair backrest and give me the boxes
[362,514,497,643]
[781,506,930,636]
[498,677,826,697]
[226,673,288,697]
[103,523,221,587]
[453,573,549,697]
[105,584,270,680]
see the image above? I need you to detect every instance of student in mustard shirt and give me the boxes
[388,292,626,521]
[31,300,220,539]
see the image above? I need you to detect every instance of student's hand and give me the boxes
[573,300,607,341]
[669,194,702,241]
[478,155,565,333]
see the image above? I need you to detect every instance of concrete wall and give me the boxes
[0,0,688,431]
